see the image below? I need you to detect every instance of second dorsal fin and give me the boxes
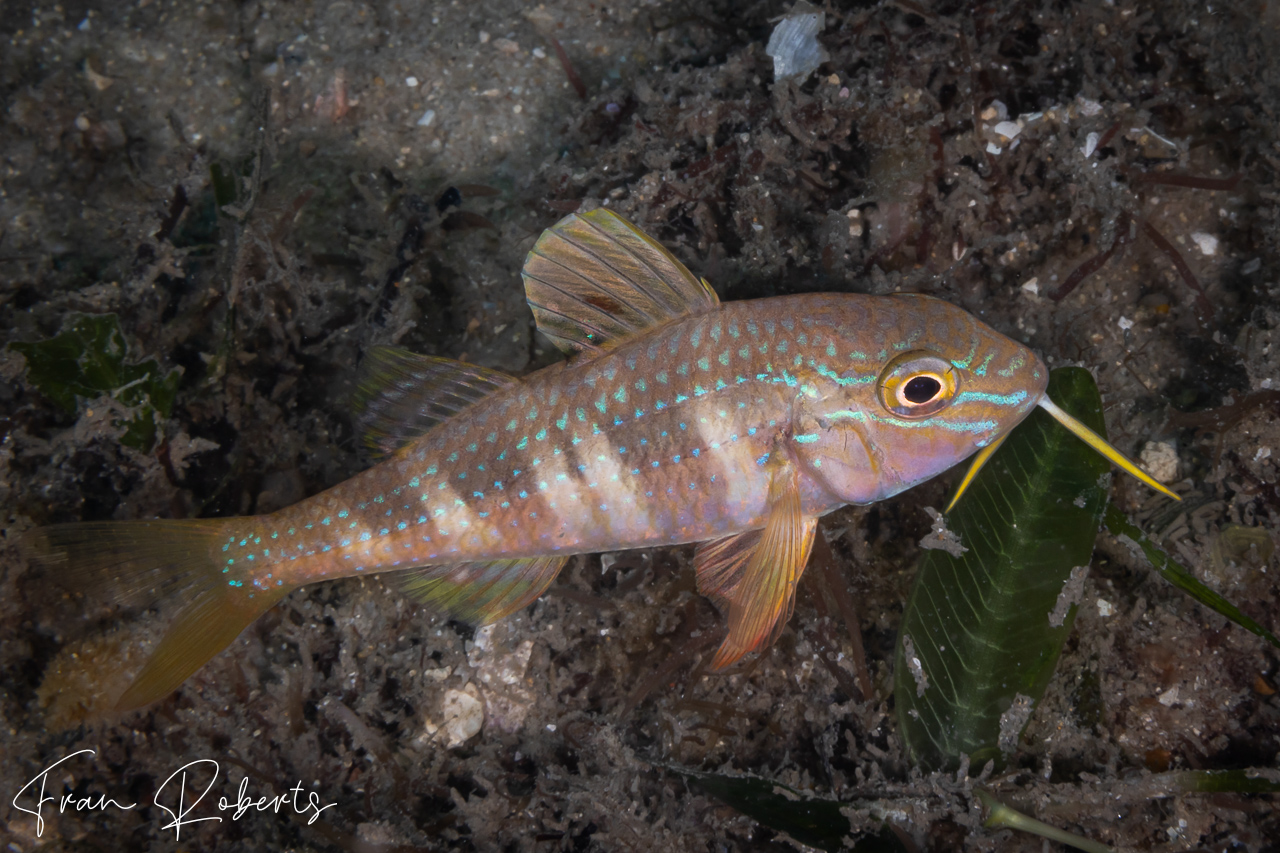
[521,209,720,354]
[355,347,518,456]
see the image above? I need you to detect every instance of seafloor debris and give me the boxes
[766,1,827,81]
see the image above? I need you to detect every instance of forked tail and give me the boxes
[22,519,292,711]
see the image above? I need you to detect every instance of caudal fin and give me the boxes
[22,520,291,711]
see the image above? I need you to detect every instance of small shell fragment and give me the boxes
[1139,441,1179,483]
[440,686,484,747]
[1190,232,1219,256]
[992,120,1022,141]
[766,1,828,81]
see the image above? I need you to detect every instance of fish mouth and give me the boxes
[944,393,1181,513]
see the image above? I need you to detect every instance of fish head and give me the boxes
[792,293,1047,504]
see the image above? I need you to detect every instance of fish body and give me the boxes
[237,293,1041,585]
[25,209,1172,710]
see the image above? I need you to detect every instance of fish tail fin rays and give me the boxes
[698,473,818,670]
[398,556,569,624]
[21,519,292,711]
[521,209,720,354]
[1036,397,1181,502]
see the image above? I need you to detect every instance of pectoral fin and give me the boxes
[705,475,817,670]
[693,529,762,610]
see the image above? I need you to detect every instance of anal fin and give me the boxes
[702,474,817,670]
[399,556,568,624]
[355,347,518,456]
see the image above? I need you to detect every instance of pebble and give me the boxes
[440,686,483,747]
[1190,232,1218,256]
[1139,441,1179,483]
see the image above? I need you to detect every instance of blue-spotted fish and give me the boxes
[24,209,1178,710]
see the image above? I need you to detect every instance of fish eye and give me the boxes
[877,352,958,418]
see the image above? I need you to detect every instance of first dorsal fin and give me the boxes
[355,347,518,456]
[521,209,720,354]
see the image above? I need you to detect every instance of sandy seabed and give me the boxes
[3,1,1279,850]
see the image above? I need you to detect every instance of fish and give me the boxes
[22,209,1179,711]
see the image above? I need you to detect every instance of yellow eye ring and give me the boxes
[877,352,958,418]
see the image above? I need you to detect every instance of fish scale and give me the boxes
[24,208,1179,710]
[224,295,1024,588]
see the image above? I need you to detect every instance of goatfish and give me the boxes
[24,209,1179,711]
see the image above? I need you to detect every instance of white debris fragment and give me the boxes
[992,120,1022,141]
[1190,232,1219,256]
[1096,598,1115,617]
[417,109,436,127]
[985,141,1002,155]
[1117,315,1135,331]
[1082,131,1100,158]
[1157,686,1180,707]
[405,76,419,87]
[766,1,828,81]
[1077,96,1104,116]
[919,507,967,557]
[997,694,1035,754]
[980,100,1008,122]
[901,634,929,697]
[478,30,491,44]
[468,623,536,733]
[440,686,484,747]
[1139,441,1179,483]
[1049,566,1090,628]
[1254,446,1272,462]
[1021,277,1040,295]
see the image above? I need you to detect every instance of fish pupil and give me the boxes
[904,375,941,404]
